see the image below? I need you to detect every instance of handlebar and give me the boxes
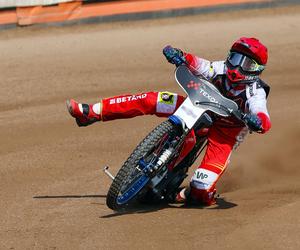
[231,109,246,121]
[174,65,261,132]
[196,101,246,123]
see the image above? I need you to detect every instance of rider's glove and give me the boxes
[163,45,186,66]
[243,113,263,132]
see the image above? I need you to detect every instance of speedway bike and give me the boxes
[105,65,245,210]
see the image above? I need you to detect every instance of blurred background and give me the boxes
[0,1,299,250]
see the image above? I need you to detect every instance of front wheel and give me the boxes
[106,120,179,210]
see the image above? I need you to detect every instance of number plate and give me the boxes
[173,98,205,129]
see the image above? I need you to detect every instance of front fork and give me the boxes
[139,113,209,179]
[168,113,212,170]
[138,116,186,177]
[168,115,197,168]
[138,115,205,200]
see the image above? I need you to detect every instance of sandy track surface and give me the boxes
[1,5,300,250]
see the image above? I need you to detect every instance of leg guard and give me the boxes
[189,125,245,205]
[101,91,185,121]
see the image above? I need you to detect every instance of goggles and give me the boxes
[227,52,265,73]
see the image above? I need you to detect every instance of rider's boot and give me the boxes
[174,186,191,203]
[175,186,217,206]
[66,99,102,127]
[189,186,217,206]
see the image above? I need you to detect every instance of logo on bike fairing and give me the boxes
[199,89,219,104]
[109,93,147,104]
[187,80,201,90]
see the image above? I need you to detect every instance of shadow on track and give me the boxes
[101,197,237,218]
[33,194,106,199]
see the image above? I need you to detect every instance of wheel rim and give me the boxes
[116,174,149,205]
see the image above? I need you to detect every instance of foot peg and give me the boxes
[103,166,115,180]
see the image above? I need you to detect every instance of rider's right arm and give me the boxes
[183,53,225,81]
[245,86,271,134]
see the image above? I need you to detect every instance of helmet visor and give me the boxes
[227,52,264,73]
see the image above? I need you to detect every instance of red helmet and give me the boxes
[226,37,268,84]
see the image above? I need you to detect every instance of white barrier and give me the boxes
[0,0,74,8]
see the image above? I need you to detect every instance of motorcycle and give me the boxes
[105,65,245,211]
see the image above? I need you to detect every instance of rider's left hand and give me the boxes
[243,113,263,132]
[163,45,186,66]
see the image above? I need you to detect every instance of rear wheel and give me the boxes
[106,120,178,210]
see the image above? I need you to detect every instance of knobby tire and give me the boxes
[106,120,176,210]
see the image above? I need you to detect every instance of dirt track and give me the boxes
[1,5,300,250]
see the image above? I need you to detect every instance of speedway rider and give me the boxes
[66,37,271,206]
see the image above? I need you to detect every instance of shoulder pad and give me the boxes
[246,80,270,99]
[257,79,270,98]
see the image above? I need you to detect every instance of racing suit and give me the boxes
[94,53,271,205]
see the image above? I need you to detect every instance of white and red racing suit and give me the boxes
[99,52,271,205]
